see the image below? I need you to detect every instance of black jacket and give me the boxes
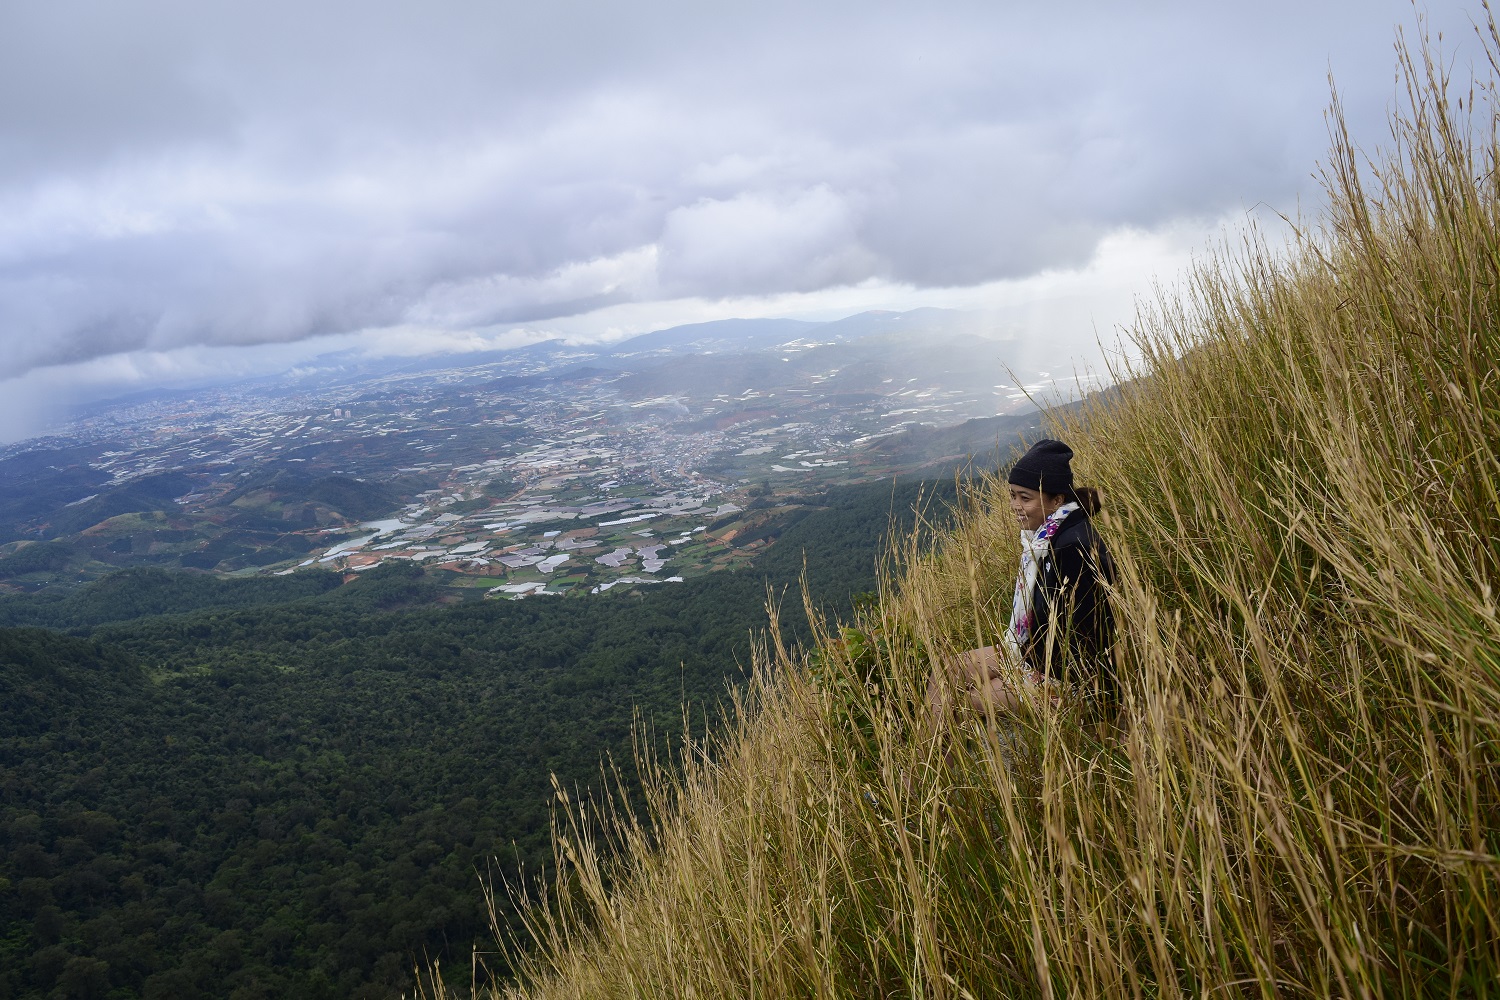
[1023,508,1116,694]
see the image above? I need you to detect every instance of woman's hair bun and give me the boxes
[1070,486,1102,515]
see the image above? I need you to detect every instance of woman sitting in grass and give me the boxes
[935,439,1116,718]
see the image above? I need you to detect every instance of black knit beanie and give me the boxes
[1007,439,1074,496]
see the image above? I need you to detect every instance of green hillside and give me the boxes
[487,31,1500,1000]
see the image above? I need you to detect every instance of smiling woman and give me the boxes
[932,437,1115,718]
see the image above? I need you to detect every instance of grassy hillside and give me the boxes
[474,27,1500,999]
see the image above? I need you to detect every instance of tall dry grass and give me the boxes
[444,18,1500,999]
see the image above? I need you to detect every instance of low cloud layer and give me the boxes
[0,0,1482,385]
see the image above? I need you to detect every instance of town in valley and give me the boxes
[0,310,1084,597]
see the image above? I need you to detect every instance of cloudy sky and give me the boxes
[0,0,1482,441]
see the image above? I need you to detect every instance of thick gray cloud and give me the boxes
[0,0,1482,379]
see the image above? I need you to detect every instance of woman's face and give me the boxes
[1007,485,1065,532]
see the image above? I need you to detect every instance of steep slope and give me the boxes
[489,28,1500,999]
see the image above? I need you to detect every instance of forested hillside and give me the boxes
[0,476,959,1000]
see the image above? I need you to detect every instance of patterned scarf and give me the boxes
[1007,502,1079,653]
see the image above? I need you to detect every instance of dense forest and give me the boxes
[0,476,958,999]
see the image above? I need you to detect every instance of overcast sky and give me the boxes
[0,0,1483,441]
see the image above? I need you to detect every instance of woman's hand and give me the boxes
[927,645,1060,722]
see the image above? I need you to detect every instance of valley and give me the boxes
[0,310,1063,596]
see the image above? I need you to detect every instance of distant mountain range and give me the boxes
[60,309,1021,419]
[603,308,1008,356]
[607,317,821,354]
